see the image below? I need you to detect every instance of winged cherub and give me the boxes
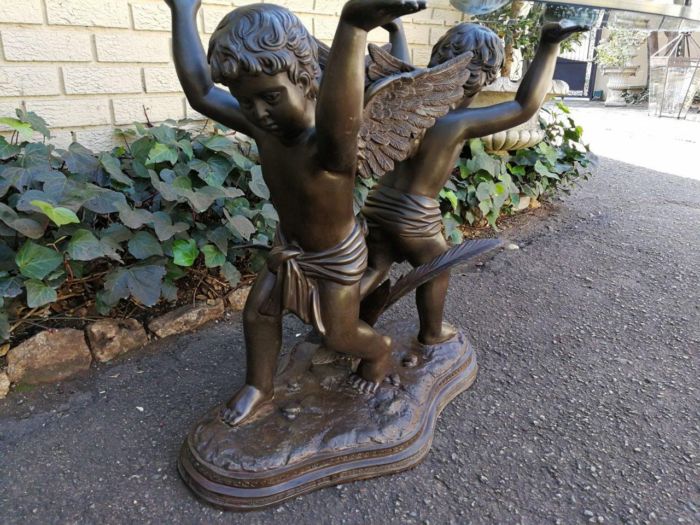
[166,0,477,424]
[357,21,588,346]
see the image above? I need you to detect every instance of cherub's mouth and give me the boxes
[259,120,280,132]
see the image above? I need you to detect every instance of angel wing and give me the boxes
[357,48,474,179]
[316,39,396,81]
[365,42,414,86]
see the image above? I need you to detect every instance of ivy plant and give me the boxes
[0,110,276,341]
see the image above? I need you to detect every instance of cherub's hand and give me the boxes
[342,0,426,32]
[382,18,404,33]
[164,0,201,13]
[541,20,589,45]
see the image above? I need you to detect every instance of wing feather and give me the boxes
[357,50,474,179]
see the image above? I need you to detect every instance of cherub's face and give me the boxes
[228,72,314,141]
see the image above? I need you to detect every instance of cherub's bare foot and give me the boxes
[348,349,392,394]
[418,323,458,346]
[220,385,272,426]
[348,373,380,394]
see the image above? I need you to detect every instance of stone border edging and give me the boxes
[0,286,251,400]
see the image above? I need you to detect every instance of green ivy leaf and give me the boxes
[0,203,45,239]
[25,279,57,308]
[475,182,492,201]
[30,200,80,226]
[100,153,133,186]
[103,264,166,307]
[177,139,194,160]
[0,136,21,160]
[225,212,256,241]
[172,239,199,267]
[200,135,234,153]
[221,261,241,288]
[534,160,559,180]
[151,211,189,242]
[0,311,9,342]
[15,241,63,280]
[67,229,104,261]
[128,231,163,260]
[201,244,226,268]
[0,276,23,298]
[17,109,51,138]
[0,117,33,141]
[161,279,178,302]
[249,165,270,200]
[146,143,178,166]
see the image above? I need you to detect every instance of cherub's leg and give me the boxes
[318,280,392,392]
[360,226,397,299]
[401,234,457,345]
[222,267,281,426]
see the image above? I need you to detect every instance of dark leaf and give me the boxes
[67,229,104,261]
[25,279,57,308]
[221,261,241,288]
[15,241,63,280]
[128,231,163,259]
[103,264,165,307]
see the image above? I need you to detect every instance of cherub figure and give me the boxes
[166,0,481,424]
[360,21,588,345]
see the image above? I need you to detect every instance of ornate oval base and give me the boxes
[177,320,477,511]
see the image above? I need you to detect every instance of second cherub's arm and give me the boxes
[167,0,254,136]
[384,18,411,64]
[444,21,587,142]
[316,0,425,174]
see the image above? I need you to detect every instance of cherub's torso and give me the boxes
[255,130,357,252]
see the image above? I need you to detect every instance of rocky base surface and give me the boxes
[179,320,477,510]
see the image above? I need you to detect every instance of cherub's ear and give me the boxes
[298,74,314,99]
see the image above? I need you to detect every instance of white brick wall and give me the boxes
[0,0,467,150]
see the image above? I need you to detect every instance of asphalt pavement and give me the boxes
[1,109,699,524]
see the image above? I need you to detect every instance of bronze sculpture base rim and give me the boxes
[177,328,477,511]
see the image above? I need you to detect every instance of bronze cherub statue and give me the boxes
[166,0,585,509]
[359,20,588,345]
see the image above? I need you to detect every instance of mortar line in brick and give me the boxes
[109,99,117,126]
[58,66,67,96]
[40,0,49,25]
[140,68,147,94]
[90,33,98,62]
[128,1,136,31]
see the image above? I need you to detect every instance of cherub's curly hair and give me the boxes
[208,4,320,99]
[429,23,504,98]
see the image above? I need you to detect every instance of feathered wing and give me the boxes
[357,50,474,179]
[365,43,413,86]
[360,239,502,326]
[317,40,396,82]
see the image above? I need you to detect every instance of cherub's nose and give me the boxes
[252,100,269,120]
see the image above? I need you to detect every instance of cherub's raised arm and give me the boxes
[166,0,254,135]
[384,19,411,64]
[316,0,425,174]
[447,21,587,142]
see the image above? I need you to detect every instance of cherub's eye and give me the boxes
[239,97,253,109]
[263,92,281,105]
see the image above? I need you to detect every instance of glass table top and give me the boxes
[450,0,700,23]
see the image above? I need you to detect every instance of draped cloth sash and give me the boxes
[362,184,443,238]
[260,221,368,335]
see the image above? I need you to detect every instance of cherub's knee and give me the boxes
[323,331,354,355]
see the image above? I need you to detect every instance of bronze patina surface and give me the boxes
[166,0,586,509]
[178,320,476,510]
